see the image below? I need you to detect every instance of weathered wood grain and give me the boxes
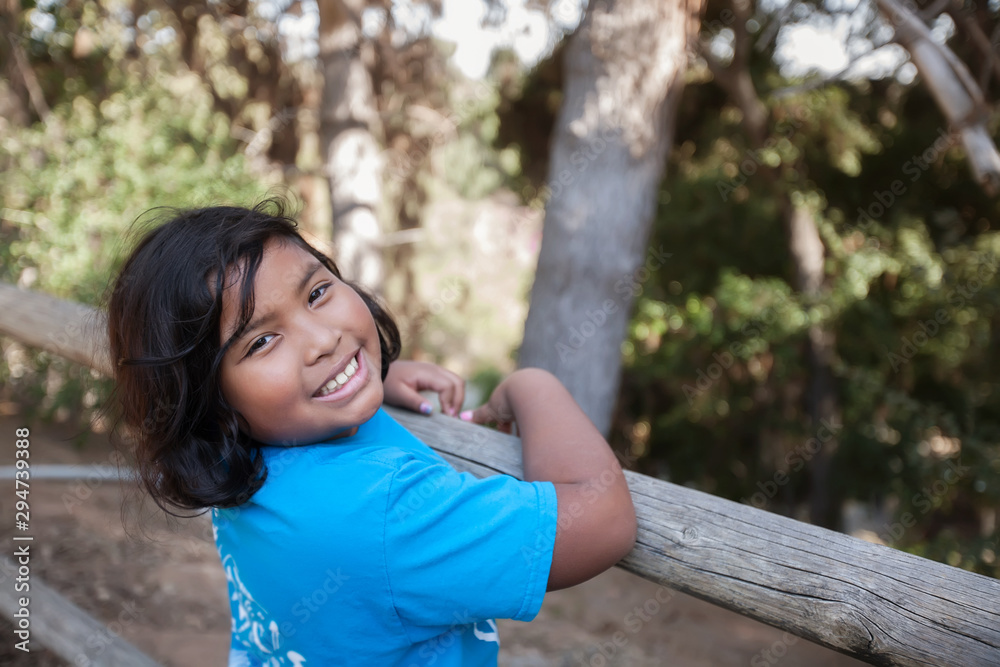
[2,281,999,666]
[395,410,1000,667]
[0,283,111,374]
[0,556,162,666]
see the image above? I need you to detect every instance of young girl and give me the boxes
[107,200,636,666]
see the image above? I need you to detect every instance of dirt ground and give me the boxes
[0,414,866,667]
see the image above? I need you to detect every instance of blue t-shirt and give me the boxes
[211,407,558,666]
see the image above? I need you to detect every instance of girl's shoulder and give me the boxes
[214,416,458,538]
[250,409,446,496]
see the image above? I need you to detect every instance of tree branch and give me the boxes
[990,23,1000,90]
[918,0,951,22]
[768,43,897,99]
[7,34,49,121]
[877,0,1000,195]
[945,0,1000,92]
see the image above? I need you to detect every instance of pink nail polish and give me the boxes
[420,403,432,415]
[459,410,473,421]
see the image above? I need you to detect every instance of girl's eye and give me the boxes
[246,334,274,357]
[309,283,330,304]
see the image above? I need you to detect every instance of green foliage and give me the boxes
[1,69,263,300]
[435,79,512,200]
[613,77,1000,578]
[0,59,268,424]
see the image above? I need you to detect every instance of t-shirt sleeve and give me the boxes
[382,456,558,630]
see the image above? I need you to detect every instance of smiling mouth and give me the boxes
[315,352,361,398]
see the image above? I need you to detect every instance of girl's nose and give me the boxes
[303,314,341,364]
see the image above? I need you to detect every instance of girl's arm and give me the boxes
[464,368,637,590]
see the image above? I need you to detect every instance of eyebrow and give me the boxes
[231,260,325,345]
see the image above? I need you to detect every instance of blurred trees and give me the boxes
[701,0,843,527]
[1,0,998,581]
[496,0,999,577]
[0,0,270,425]
[875,0,1000,193]
[0,0,514,409]
[603,0,999,574]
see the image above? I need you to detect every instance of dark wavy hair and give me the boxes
[107,199,400,513]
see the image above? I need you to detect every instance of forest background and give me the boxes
[1,0,998,586]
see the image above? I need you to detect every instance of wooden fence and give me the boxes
[1,282,999,666]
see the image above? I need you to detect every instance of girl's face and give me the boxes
[218,238,383,446]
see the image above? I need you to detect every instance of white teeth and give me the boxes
[317,355,360,396]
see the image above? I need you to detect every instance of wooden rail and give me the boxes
[2,281,999,666]
[0,556,161,666]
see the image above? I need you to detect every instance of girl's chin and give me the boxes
[261,424,358,446]
[321,424,360,441]
[304,398,385,445]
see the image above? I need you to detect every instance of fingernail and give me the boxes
[459,410,473,421]
[420,402,432,415]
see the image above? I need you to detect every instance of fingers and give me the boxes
[438,374,465,417]
[461,405,492,424]
[411,367,464,417]
[387,383,433,416]
[460,404,515,431]
[383,360,466,417]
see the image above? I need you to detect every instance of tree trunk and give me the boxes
[318,0,385,291]
[703,0,841,527]
[1,3,48,125]
[789,205,840,528]
[519,0,705,436]
[0,1,30,127]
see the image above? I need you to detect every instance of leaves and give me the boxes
[614,57,999,578]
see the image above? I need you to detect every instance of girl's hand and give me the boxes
[383,360,465,417]
[458,374,520,434]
